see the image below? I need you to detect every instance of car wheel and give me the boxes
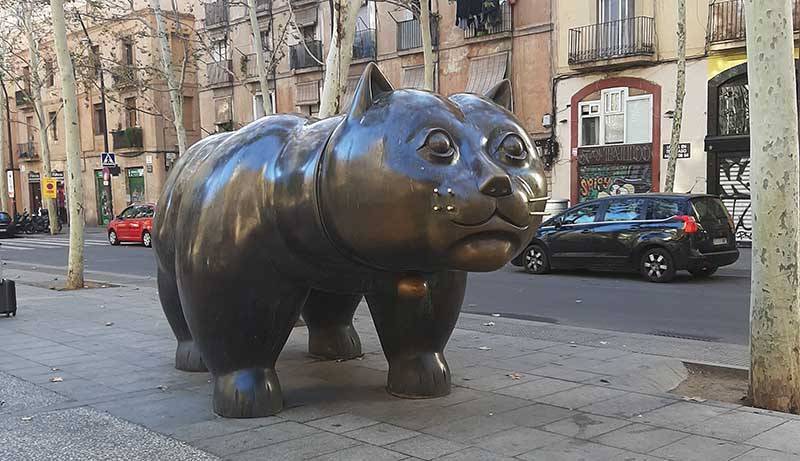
[142,231,152,248]
[640,248,676,283]
[689,265,718,278]
[108,230,120,246]
[523,244,550,274]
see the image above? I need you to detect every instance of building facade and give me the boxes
[195,0,554,179]
[3,5,201,226]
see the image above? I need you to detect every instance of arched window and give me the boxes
[718,75,749,136]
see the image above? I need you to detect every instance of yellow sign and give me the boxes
[42,177,57,199]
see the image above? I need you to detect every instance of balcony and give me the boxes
[255,0,270,11]
[17,142,37,161]
[290,40,323,70]
[111,65,138,88]
[464,2,512,39]
[111,127,143,150]
[15,90,31,107]
[708,0,800,44]
[568,16,656,68]
[207,60,233,86]
[205,0,229,28]
[352,29,376,61]
[397,16,439,52]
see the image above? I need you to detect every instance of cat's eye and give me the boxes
[422,130,456,162]
[499,134,528,163]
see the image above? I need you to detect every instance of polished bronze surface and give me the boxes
[153,63,548,418]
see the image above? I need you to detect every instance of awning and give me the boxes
[214,97,231,124]
[465,52,508,95]
[296,80,320,105]
[294,6,318,27]
[402,66,424,90]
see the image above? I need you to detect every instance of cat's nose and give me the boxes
[480,175,512,197]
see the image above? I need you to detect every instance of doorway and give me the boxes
[94,169,113,225]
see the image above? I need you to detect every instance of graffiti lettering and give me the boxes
[577,144,653,166]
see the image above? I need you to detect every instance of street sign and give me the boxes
[662,143,691,159]
[42,177,57,199]
[7,171,14,199]
[101,152,116,167]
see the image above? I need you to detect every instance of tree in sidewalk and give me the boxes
[0,51,11,215]
[663,0,686,193]
[318,0,362,118]
[418,0,434,91]
[0,2,61,233]
[49,0,85,289]
[246,0,274,116]
[744,0,800,413]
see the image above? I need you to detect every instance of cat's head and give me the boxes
[320,63,548,273]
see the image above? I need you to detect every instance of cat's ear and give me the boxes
[484,80,513,111]
[348,62,393,121]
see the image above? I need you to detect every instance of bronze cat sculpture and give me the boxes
[153,63,548,418]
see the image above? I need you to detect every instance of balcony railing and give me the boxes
[568,16,655,65]
[290,40,323,70]
[111,127,143,150]
[352,29,376,61]
[464,2,512,39]
[207,60,233,86]
[708,0,800,43]
[15,90,31,107]
[17,142,37,161]
[397,16,440,52]
[205,0,229,28]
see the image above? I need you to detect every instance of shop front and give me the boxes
[27,172,42,213]
[94,169,113,226]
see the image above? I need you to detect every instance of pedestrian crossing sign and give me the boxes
[101,152,116,167]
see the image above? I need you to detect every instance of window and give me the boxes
[124,97,137,128]
[91,45,101,78]
[259,29,271,54]
[44,60,54,87]
[183,96,194,131]
[122,40,134,65]
[297,103,319,118]
[650,199,681,220]
[578,88,652,147]
[562,204,600,225]
[211,38,228,62]
[600,0,634,22]
[120,206,137,219]
[253,93,275,120]
[48,111,58,141]
[25,116,35,143]
[718,75,749,136]
[93,103,106,135]
[691,198,730,221]
[604,198,647,221]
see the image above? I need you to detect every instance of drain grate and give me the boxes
[651,330,720,343]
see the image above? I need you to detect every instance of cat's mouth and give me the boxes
[451,208,528,229]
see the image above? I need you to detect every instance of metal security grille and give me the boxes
[717,154,752,243]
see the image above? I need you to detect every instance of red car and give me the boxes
[107,203,155,247]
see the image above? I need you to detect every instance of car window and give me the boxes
[143,207,154,218]
[561,204,600,225]
[604,198,648,222]
[650,199,681,220]
[0,212,10,223]
[133,206,148,218]
[691,197,729,221]
[120,206,137,219]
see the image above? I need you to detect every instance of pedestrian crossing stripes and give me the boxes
[0,236,109,251]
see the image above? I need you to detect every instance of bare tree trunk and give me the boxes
[664,0,686,193]
[0,78,8,214]
[247,0,273,116]
[420,0,434,91]
[318,0,362,118]
[50,0,85,289]
[745,0,800,413]
[22,7,58,234]
[149,0,188,155]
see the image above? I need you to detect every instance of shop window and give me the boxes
[578,87,652,147]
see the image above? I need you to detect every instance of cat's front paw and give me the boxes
[386,352,451,398]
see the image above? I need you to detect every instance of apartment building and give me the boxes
[195,0,554,166]
[4,5,201,226]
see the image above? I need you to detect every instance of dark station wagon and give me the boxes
[512,194,740,282]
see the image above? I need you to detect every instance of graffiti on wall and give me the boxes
[718,155,752,242]
[576,144,653,202]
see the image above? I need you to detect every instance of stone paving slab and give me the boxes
[0,268,795,460]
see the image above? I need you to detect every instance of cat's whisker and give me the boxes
[527,196,551,203]
[529,211,548,216]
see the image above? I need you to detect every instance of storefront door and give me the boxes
[28,172,42,213]
[126,167,145,204]
[95,169,113,225]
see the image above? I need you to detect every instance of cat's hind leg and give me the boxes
[366,271,465,398]
[158,268,206,372]
[302,290,362,360]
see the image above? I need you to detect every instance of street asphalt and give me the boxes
[0,229,752,346]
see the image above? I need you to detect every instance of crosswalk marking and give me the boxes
[0,236,112,251]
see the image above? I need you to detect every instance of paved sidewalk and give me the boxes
[0,268,798,461]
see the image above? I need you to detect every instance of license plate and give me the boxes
[713,237,728,246]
